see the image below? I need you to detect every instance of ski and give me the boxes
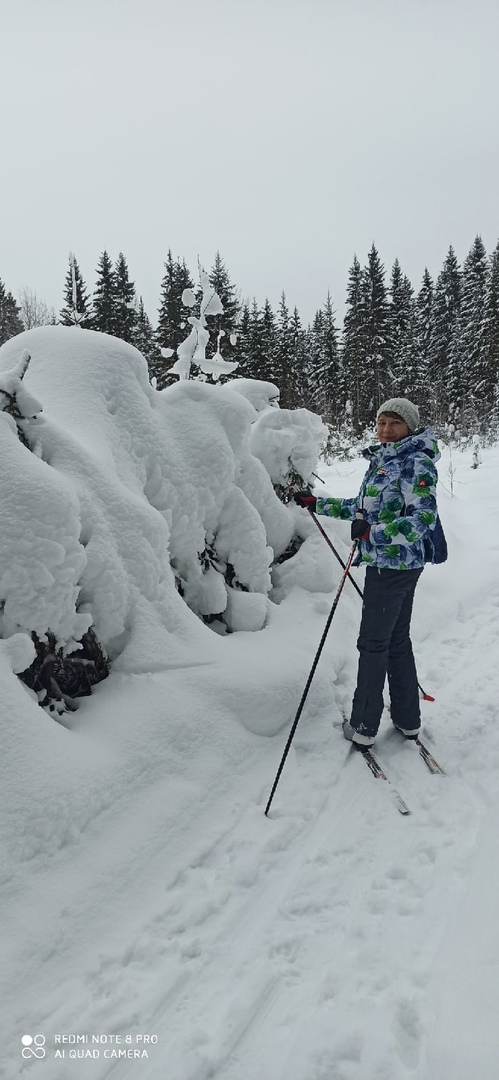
[414,738,445,775]
[384,708,446,775]
[353,746,411,815]
[391,726,445,775]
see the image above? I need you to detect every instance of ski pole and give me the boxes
[308,509,364,600]
[264,539,359,818]
[306,507,435,702]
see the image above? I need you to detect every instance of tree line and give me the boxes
[1,235,499,438]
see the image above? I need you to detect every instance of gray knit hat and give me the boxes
[376,397,420,433]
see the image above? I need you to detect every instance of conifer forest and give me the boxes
[2,235,499,443]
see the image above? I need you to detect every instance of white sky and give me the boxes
[2,0,498,326]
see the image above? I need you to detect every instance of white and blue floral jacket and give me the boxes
[316,427,442,570]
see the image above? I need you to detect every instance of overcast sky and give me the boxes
[1,0,498,326]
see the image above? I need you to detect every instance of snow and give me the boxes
[181,288,197,309]
[168,269,235,381]
[0,349,43,417]
[223,378,280,412]
[250,406,328,488]
[0,409,90,649]
[0,325,312,646]
[1,331,499,1079]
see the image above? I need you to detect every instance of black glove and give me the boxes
[351,518,371,541]
[293,491,317,512]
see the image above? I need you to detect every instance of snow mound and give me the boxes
[0,410,91,650]
[250,406,328,488]
[223,377,280,412]
[0,328,327,693]
[0,325,335,874]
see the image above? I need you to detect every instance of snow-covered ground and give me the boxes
[2,331,498,1078]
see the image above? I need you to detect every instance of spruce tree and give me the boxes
[155,250,177,355]
[260,298,277,385]
[93,250,116,334]
[389,260,415,397]
[414,269,434,411]
[308,308,325,410]
[59,254,93,327]
[208,252,241,358]
[113,253,137,343]
[309,292,340,422]
[342,255,367,433]
[362,244,392,413]
[451,235,489,433]
[273,293,295,407]
[246,299,265,380]
[430,245,461,426]
[132,297,155,366]
[288,306,308,409]
[0,279,24,345]
[154,252,195,388]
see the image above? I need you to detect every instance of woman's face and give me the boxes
[376,413,410,443]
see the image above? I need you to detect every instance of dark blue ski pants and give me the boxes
[350,566,423,739]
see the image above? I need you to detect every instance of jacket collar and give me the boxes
[362,426,441,465]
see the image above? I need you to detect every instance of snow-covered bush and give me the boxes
[0,347,110,714]
[0,348,42,439]
[249,406,328,501]
[223,378,280,412]
[0,326,327,715]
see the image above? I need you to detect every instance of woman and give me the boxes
[294,397,445,749]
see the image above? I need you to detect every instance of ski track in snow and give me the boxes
[4,445,499,1080]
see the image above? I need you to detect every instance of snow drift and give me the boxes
[0,325,342,880]
[0,326,328,696]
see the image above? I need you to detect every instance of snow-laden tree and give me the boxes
[247,300,263,381]
[259,298,277,383]
[153,252,195,388]
[0,343,108,714]
[132,296,155,365]
[1,321,333,659]
[451,236,489,434]
[59,253,93,328]
[273,293,296,409]
[166,265,239,383]
[389,260,416,397]
[93,250,116,335]
[362,243,392,413]
[113,253,137,343]
[280,303,302,410]
[208,251,241,359]
[250,404,327,503]
[430,246,461,427]
[307,307,324,407]
[342,255,367,433]
[308,291,341,423]
[0,348,41,444]
[413,268,434,412]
